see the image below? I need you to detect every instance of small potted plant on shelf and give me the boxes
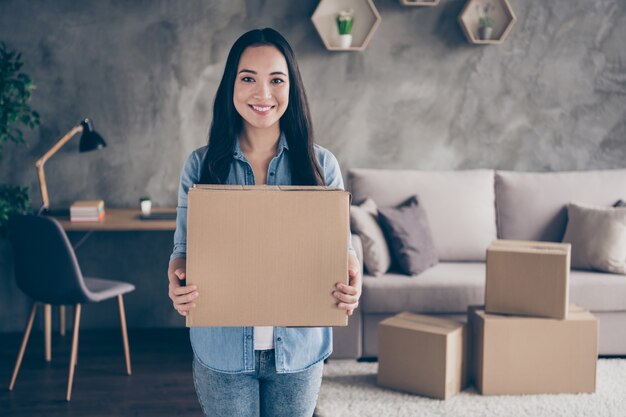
[336,9,355,48]
[477,2,495,40]
[139,195,152,216]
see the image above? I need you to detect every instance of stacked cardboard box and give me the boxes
[473,239,598,395]
[469,305,597,395]
[485,240,570,319]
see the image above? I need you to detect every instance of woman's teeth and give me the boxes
[251,105,272,112]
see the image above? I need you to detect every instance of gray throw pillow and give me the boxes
[378,196,438,276]
[350,198,391,277]
[562,202,626,274]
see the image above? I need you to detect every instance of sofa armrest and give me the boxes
[331,306,362,359]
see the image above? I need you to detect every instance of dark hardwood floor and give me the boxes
[0,328,203,416]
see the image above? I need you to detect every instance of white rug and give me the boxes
[314,359,626,417]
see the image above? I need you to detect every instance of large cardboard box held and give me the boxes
[469,305,598,396]
[486,240,571,319]
[377,312,469,400]
[185,185,350,327]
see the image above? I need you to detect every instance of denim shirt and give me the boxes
[170,132,355,374]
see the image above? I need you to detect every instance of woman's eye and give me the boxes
[241,77,254,83]
[271,78,285,84]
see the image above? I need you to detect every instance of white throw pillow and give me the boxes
[350,198,391,277]
[562,203,626,274]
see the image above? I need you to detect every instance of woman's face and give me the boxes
[233,45,290,131]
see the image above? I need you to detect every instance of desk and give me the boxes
[42,207,176,362]
[55,207,177,231]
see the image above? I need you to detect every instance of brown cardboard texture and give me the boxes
[186,185,350,327]
[377,312,469,400]
[486,239,571,319]
[469,304,598,395]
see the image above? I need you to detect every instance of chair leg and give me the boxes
[44,304,51,362]
[66,304,81,402]
[117,295,132,375]
[74,308,79,366]
[59,305,66,336]
[9,303,38,391]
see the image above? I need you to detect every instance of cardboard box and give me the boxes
[469,305,598,395]
[486,239,571,319]
[377,312,469,400]
[185,185,350,327]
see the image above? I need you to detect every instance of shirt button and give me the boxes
[269,172,275,176]
[276,337,282,342]
[246,335,252,340]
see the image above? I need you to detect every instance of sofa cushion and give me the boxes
[495,169,626,241]
[378,196,438,275]
[569,269,626,311]
[348,169,496,261]
[563,203,626,274]
[350,198,391,276]
[361,262,626,314]
[361,262,486,314]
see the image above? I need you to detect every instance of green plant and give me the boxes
[336,9,354,35]
[0,41,40,159]
[0,42,39,233]
[139,195,151,202]
[477,3,495,28]
[0,185,31,236]
[479,16,494,29]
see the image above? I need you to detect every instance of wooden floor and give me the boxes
[0,328,203,417]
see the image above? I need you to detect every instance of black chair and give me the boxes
[7,214,135,401]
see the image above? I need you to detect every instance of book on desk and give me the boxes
[70,200,105,222]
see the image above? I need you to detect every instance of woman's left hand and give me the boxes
[334,253,362,316]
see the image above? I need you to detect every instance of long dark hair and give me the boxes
[199,28,324,186]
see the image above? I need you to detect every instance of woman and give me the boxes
[167,28,362,416]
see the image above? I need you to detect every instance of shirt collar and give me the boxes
[277,131,289,152]
[233,131,289,161]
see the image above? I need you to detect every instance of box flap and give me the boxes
[489,239,571,254]
[191,184,346,192]
[473,304,596,322]
[190,185,351,204]
[381,312,464,335]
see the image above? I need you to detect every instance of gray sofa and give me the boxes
[331,168,626,359]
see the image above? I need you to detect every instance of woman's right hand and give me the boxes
[167,257,199,317]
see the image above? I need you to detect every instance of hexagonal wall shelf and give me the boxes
[459,0,516,45]
[400,0,440,6]
[311,0,381,52]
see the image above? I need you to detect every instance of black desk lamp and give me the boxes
[35,118,107,214]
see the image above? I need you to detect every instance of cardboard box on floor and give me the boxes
[486,240,571,319]
[185,185,350,327]
[377,312,469,400]
[469,304,598,396]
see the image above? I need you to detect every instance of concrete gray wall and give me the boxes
[1,0,625,331]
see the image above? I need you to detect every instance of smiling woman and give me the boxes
[197,28,325,187]
[166,28,362,417]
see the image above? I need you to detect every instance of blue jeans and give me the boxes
[193,349,324,417]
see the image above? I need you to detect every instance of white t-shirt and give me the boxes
[254,326,275,350]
